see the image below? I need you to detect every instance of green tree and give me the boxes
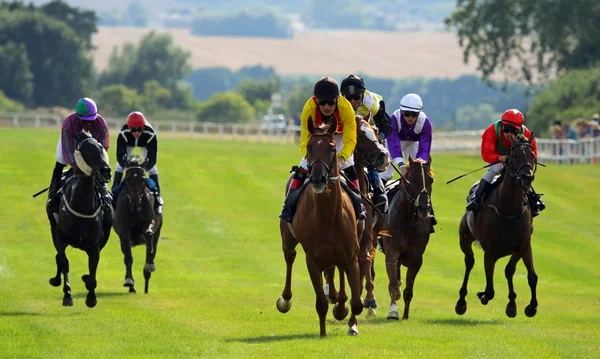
[0,41,33,105]
[98,85,143,117]
[0,90,25,112]
[527,67,600,135]
[0,10,94,107]
[284,82,313,119]
[445,0,600,85]
[40,0,97,51]
[237,78,281,115]
[301,0,364,29]
[196,92,255,123]
[141,80,172,115]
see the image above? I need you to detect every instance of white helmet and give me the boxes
[400,93,423,112]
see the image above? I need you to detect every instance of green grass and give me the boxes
[1,128,599,358]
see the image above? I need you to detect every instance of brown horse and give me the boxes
[455,134,539,318]
[276,116,363,337]
[381,156,434,320]
[324,114,390,317]
[113,155,163,294]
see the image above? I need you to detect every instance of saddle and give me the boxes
[466,175,503,203]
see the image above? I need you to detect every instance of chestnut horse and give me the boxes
[276,116,363,337]
[455,134,539,318]
[381,156,434,320]
[324,114,390,317]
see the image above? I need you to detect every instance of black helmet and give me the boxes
[340,75,365,96]
[313,77,340,101]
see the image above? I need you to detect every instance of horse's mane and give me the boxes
[127,154,144,167]
[406,158,435,178]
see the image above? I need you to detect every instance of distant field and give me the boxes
[92,27,483,79]
[1,128,599,357]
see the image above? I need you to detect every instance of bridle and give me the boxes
[307,133,338,183]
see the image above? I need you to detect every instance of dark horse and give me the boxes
[455,134,539,318]
[323,113,390,317]
[380,156,434,320]
[277,116,363,337]
[113,155,163,294]
[46,131,112,307]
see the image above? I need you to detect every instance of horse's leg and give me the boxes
[276,224,298,313]
[306,256,329,337]
[360,235,377,317]
[521,243,538,317]
[143,222,156,294]
[456,216,475,315]
[332,266,349,320]
[345,255,363,335]
[82,249,100,308]
[385,249,401,320]
[50,234,73,307]
[323,265,338,304]
[402,256,423,320]
[119,232,136,293]
[477,251,496,305]
[504,253,521,318]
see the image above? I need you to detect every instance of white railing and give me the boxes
[2,112,598,164]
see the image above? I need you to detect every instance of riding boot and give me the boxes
[340,180,367,221]
[526,188,545,217]
[429,204,437,233]
[111,171,123,209]
[48,162,65,213]
[368,168,388,214]
[149,174,163,206]
[279,170,308,223]
[466,179,492,212]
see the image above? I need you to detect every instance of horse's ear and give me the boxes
[307,116,315,134]
[529,131,535,144]
[327,116,338,135]
[355,115,362,127]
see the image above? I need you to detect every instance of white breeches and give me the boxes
[482,162,503,183]
[380,140,419,182]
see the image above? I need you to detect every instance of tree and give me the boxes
[0,41,33,105]
[196,92,255,123]
[237,78,281,108]
[445,0,600,86]
[40,0,97,51]
[0,10,94,107]
[527,67,600,135]
[140,80,172,115]
[98,85,143,117]
[191,9,293,38]
[0,90,25,112]
[301,0,364,30]
[284,82,313,119]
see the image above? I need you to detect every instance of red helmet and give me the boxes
[127,111,146,128]
[501,109,524,129]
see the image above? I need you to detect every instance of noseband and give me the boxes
[506,142,537,187]
[307,134,338,183]
[401,164,431,209]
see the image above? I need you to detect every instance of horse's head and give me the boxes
[354,113,389,171]
[74,131,111,182]
[404,156,434,219]
[123,155,147,212]
[505,134,537,189]
[306,115,337,194]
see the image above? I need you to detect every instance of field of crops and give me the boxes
[1,128,598,358]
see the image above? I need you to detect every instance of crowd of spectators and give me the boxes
[553,113,600,140]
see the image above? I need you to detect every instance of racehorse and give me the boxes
[46,131,113,307]
[276,116,363,337]
[380,156,434,320]
[323,113,389,317]
[113,155,163,294]
[455,134,539,318]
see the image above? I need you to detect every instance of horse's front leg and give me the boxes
[360,233,377,316]
[306,255,329,337]
[477,251,496,305]
[402,255,423,320]
[504,253,521,318]
[82,249,100,308]
[49,232,73,307]
[323,265,338,304]
[385,245,401,320]
[345,255,363,336]
[332,266,349,320]
[276,223,298,314]
[143,221,156,294]
[119,231,136,293]
[521,244,538,317]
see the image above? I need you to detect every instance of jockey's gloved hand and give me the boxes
[394,158,408,177]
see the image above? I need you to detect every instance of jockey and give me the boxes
[279,76,366,223]
[466,109,546,216]
[382,93,437,232]
[47,98,111,212]
[340,74,393,213]
[111,111,163,211]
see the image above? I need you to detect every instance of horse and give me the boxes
[276,115,363,337]
[455,134,539,318]
[46,131,113,308]
[380,156,434,320]
[323,113,390,317]
[113,155,163,294]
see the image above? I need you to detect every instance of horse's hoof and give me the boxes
[62,297,73,307]
[347,325,359,336]
[524,304,537,318]
[144,263,156,273]
[387,311,400,320]
[123,278,135,287]
[366,307,377,318]
[129,286,137,293]
[86,295,97,308]
[276,297,291,313]
[333,304,349,321]
[49,277,61,287]
[81,274,89,283]
[506,303,517,318]
[363,298,378,309]
[477,292,489,305]
[455,302,467,315]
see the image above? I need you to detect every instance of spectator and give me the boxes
[564,122,578,140]
[552,121,565,139]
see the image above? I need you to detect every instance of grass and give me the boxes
[0,128,599,358]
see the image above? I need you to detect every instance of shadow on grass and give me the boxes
[72,291,133,299]
[226,334,317,343]
[0,311,44,317]
[425,318,502,326]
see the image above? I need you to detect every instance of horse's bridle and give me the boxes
[401,163,431,210]
[307,134,338,183]
[124,166,148,211]
[355,139,383,167]
[506,142,537,188]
